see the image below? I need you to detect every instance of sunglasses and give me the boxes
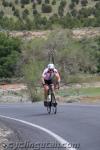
[49,69,54,71]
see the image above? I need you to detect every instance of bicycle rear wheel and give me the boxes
[47,101,51,114]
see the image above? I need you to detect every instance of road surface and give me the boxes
[0,102,100,150]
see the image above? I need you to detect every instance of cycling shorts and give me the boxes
[44,79,53,85]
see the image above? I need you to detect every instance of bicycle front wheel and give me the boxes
[51,93,57,114]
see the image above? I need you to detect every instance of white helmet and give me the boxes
[48,63,55,70]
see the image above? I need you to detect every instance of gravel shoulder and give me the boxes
[0,121,13,150]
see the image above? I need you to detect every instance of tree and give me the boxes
[15,0,19,5]
[33,9,38,15]
[71,9,77,17]
[0,33,21,78]
[45,0,50,4]
[22,9,29,19]
[61,14,75,28]
[32,3,36,9]
[20,0,30,5]
[12,5,16,11]
[42,4,52,13]
[78,8,90,18]
[24,18,34,30]
[69,2,75,10]
[21,4,25,8]
[14,19,25,30]
[93,9,100,17]
[49,13,59,24]
[95,2,100,9]
[21,38,46,101]
[9,2,13,7]
[71,0,79,4]
[58,0,67,17]
[0,17,15,30]
[37,0,42,4]
[2,0,9,7]
[81,0,88,7]
[13,9,20,18]
[52,0,56,5]
[33,14,50,29]
[0,11,4,18]
[58,5,64,17]
[60,0,67,8]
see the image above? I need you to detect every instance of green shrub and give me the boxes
[33,9,38,15]
[20,0,30,5]
[0,33,21,78]
[52,0,56,5]
[42,4,52,13]
[45,0,50,4]
[37,0,42,5]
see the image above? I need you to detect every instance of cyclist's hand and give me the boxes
[56,83,60,89]
[57,85,60,89]
[42,83,45,87]
[58,82,60,89]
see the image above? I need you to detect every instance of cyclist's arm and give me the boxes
[41,76,45,86]
[55,71,61,89]
[42,69,47,85]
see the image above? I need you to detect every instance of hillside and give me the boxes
[0,0,100,30]
[0,0,97,18]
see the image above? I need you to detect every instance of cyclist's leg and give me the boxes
[51,84,55,96]
[51,83,58,107]
[44,84,49,101]
[44,80,54,107]
[43,80,49,106]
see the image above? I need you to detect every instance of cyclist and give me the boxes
[42,63,61,106]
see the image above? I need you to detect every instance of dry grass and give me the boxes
[79,96,100,104]
[72,27,100,39]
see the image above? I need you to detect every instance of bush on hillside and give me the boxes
[42,4,52,13]
[0,33,21,78]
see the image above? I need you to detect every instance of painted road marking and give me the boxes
[0,114,77,150]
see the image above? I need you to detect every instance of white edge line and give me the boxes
[0,114,76,150]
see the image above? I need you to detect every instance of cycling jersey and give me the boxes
[42,68,60,83]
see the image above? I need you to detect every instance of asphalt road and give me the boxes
[0,102,100,150]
